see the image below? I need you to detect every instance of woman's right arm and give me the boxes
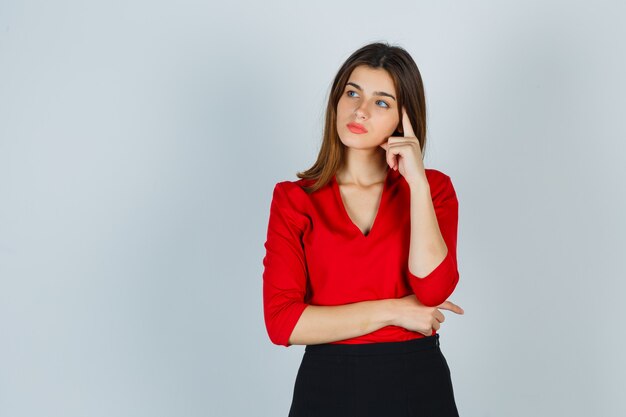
[288,299,397,345]
[288,295,464,345]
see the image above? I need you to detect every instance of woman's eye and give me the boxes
[345,91,389,109]
[376,100,390,108]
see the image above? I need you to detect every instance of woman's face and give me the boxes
[336,65,401,150]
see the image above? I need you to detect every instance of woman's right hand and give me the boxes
[390,294,465,336]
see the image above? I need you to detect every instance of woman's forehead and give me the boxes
[347,66,396,95]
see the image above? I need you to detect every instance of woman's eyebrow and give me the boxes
[346,82,396,101]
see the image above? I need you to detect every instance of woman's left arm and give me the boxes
[381,107,460,307]
[406,175,460,307]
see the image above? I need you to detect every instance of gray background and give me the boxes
[1,1,625,416]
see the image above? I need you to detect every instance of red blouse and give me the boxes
[262,167,460,347]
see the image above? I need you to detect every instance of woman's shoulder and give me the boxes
[270,177,317,212]
[424,167,452,183]
[268,178,315,231]
[273,171,328,196]
[273,177,316,198]
[424,168,457,195]
[424,168,456,187]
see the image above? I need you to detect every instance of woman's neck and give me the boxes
[336,149,389,186]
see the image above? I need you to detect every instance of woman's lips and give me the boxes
[347,122,368,134]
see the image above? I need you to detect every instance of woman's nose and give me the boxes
[354,103,369,120]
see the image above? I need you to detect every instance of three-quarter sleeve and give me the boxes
[407,175,460,307]
[262,182,310,347]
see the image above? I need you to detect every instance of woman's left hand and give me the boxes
[379,106,427,187]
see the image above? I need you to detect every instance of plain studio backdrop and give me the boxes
[1,1,625,416]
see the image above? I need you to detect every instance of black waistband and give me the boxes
[304,334,440,356]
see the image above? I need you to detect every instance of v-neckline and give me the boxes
[331,167,393,239]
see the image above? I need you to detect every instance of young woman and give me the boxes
[262,42,465,417]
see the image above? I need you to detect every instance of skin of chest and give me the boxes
[336,181,385,236]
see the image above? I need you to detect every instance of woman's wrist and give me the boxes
[406,175,429,192]
[378,299,399,327]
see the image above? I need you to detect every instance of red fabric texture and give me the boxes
[262,167,460,347]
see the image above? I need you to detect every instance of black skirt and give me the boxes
[288,333,460,417]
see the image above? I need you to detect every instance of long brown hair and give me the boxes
[296,41,428,194]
